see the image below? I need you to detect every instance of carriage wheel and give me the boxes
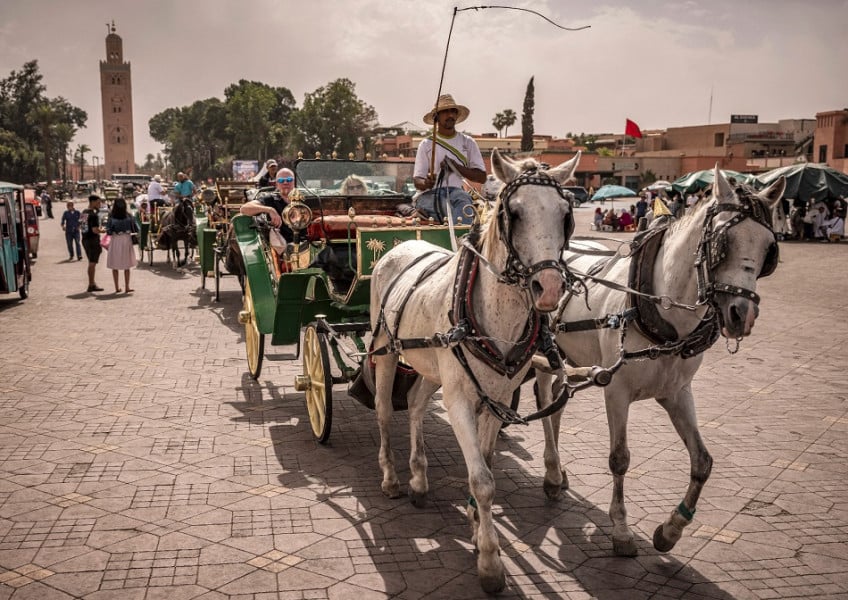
[200,265,206,290]
[302,324,333,443]
[242,280,264,379]
[147,233,154,266]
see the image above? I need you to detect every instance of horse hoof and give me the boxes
[408,490,428,508]
[561,470,570,491]
[613,537,639,557]
[543,479,561,500]
[479,567,506,594]
[381,481,401,499]
[652,524,677,553]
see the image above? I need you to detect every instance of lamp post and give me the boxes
[92,156,99,185]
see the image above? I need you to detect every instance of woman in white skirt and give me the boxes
[105,197,138,293]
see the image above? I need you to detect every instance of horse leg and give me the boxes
[444,389,505,594]
[605,389,638,557]
[534,369,566,499]
[653,383,712,553]
[374,351,402,499]
[407,378,441,508]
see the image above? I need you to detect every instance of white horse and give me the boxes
[537,167,785,557]
[368,149,579,593]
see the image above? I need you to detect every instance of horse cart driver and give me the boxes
[413,94,487,224]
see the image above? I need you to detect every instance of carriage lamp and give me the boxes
[282,198,312,231]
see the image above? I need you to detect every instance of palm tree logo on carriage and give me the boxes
[365,237,387,269]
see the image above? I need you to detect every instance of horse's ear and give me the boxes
[757,175,786,211]
[547,151,581,185]
[491,148,519,184]
[713,164,735,201]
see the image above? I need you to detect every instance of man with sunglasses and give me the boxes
[240,167,295,242]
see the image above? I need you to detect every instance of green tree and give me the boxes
[291,78,377,157]
[521,77,535,152]
[75,143,90,180]
[502,109,517,137]
[492,112,506,137]
[225,80,295,160]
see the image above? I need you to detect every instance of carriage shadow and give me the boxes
[187,287,244,336]
[226,382,736,599]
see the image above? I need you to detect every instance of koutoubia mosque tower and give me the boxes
[99,21,135,175]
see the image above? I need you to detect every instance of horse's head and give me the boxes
[705,166,785,339]
[490,148,580,312]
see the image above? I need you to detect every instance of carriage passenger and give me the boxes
[239,167,295,243]
[413,94,486,224]
[340,175,368,195]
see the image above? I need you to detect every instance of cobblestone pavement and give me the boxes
[1,200,846,599]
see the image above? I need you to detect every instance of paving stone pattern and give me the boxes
[1,202,846,599]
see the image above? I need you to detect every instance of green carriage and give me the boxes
[232,158,471,442]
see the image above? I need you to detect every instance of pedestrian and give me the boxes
[60,201,82,260]
[81,194,105,292]
[105,197,138,293]
[413,94,486,224]
[41,188,54,219]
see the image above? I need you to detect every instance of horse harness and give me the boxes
[559,187,779,360]
[371,168,576,424]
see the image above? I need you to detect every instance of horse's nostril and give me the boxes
[729,304,742,324]
[531,280,543,298]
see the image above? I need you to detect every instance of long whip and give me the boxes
[430,5,590,176]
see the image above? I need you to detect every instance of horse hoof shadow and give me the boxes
[408,490,428,508]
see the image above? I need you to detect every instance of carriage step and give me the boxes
[264,351,299,361]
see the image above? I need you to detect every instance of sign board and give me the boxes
[730,114,758,124]
[232,160,259,181]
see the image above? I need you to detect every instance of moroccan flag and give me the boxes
[625,119,643,138]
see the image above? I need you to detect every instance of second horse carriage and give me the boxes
[230,157,473,442]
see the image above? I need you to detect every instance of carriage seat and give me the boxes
[307,214,418,241]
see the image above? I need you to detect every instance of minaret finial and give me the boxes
[111,20,116,33]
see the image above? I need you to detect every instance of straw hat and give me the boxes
[423,94,470,125]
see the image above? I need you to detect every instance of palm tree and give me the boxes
[53,122,76,184]
[502,109,517,137]
[75,143,90,180]
[27,102,58,182]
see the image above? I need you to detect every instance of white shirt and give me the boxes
[147,180,164,200]
[414,131,484,189]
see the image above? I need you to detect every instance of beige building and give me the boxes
[99,22,135,177]
[371,109,847,191]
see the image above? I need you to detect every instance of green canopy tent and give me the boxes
[755,162,848,202]
[671,169,754,195]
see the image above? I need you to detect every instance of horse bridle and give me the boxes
[694,186,778,307]
[495,168,575,288]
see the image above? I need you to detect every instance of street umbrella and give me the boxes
[755,162,848,202]
[671,169,752,194]
[591,184,638,203]
[644,180,672,192]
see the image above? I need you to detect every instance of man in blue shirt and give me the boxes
[173,172,195,202]
[60,201,83,260]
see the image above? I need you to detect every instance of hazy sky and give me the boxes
[2,0,846,162]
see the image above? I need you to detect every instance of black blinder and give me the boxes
[759,242,779,278]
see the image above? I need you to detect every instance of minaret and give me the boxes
[99,20,135,176]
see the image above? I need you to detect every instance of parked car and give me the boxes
[564,186,589,206]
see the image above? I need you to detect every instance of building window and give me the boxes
[714,133,725,147]
[819,145,828,163]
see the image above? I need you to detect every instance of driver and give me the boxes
[240,167,295,243]
[413,94,486,224]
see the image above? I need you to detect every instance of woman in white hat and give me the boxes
[412,94,486,224]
